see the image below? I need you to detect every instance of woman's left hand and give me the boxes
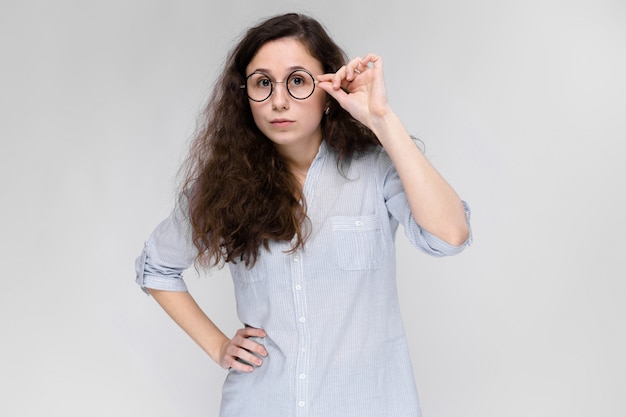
[316,54,391,129]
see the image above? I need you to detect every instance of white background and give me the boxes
[1,0,625,416]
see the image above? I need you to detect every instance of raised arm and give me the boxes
[317,54,469,246]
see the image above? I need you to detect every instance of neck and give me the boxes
[275,137,322,184]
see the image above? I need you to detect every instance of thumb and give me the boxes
[317,81,350,109]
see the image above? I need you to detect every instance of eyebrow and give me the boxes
[248,66,310,76]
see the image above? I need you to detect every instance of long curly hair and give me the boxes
[182,13,380,268]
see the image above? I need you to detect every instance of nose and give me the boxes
[270,81,290,109]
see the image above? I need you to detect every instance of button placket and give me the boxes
[291,249,310,416]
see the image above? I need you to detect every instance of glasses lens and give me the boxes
[245,70,316,101]
[246,73,273,101]
[287,70,315,100]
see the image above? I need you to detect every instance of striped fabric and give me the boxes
[136,140,471,417]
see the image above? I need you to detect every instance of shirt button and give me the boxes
[299,373,306,379]
[295,284,302,291]
[294,255,300,262]
[355,220,363,227]
[298,401,305,407]
[301,346,307,352]
[299,317,306,323]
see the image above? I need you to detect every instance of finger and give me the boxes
[238,336,268,357]
[360,54,382,72]
[317,74,345,92]
[224,356,255,373]
[234,346,265,367]
[235,327,268,356]
[224,342,264,368]
[316,73,334,83]
[346,56,363,81]
[331,65,348,89]
[360,53,379,63]
[329,61,361,89]
[220,348,254,372]
[236,327,267,341]
[316,80,350,109]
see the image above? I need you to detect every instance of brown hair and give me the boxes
[182,13,379,268]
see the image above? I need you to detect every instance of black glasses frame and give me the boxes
[240,69,318,102]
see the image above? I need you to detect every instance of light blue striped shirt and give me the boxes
[136,140,471,417]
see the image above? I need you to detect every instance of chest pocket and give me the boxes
[331,214,382,271]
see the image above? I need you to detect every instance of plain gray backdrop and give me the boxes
[1,0,625,416]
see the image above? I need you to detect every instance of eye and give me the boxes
[288,70,314,89]
[256,77,272,88]
[290,76,306,86]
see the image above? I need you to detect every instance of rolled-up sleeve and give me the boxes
[135,197,198,294]
[379,147,473,257]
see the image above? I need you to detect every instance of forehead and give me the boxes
[246,37,323,75]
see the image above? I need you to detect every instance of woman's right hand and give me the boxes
[218,327,268,372]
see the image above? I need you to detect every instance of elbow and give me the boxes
[449,227,470,247]
[444,201,471,247]
[439,222,470,247]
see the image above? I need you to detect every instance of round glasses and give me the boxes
[241,69,318,102]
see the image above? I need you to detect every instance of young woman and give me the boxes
[136,12,471,417]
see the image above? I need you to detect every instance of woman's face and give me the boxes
[245,37,327,158]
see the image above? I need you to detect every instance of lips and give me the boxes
[270,118,294,128]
